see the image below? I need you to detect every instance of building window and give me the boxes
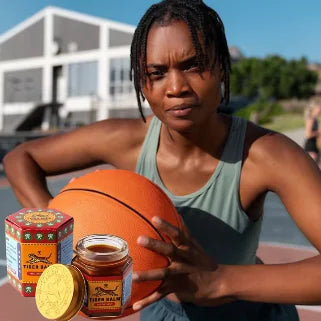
[68,61,97,97]
[109,58,133,99]
[4,68,42,103]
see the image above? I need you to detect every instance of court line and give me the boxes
[259,241,318,252]
[0,277,8,287]
[0,259,7,288]
[296,305,321,312]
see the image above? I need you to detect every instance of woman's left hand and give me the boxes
[132,216,230,311]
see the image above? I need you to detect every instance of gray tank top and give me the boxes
[136,115,263,265]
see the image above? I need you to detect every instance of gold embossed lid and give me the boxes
[36,264,86,321]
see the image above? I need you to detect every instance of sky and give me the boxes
[0,0,321,63]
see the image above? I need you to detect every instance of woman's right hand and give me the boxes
[132,216,234,310]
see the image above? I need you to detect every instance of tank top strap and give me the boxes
[219,115,248,218]
[136,116,161,176]
[222,115,247,167]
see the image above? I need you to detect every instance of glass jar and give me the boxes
[36,234,132,320]
[73,234,133,317]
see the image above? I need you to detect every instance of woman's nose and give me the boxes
[166,70,191,97]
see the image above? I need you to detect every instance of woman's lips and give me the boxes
[167,104,196,117]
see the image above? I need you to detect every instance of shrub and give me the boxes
[235,100,283,124]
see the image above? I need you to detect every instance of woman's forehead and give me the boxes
[146,20,197,62]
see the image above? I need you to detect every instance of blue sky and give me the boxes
[1,0,321,63]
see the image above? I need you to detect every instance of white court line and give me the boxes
[0,277,8,287]
[0,185,12,189]
[259,242,318,253]
[0,259,8,287]
[296,305,321,312]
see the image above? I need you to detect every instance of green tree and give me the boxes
[230,58,261,98]
[231,56,318,123]
[231,56,317,100]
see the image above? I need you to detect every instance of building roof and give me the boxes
[0,6,136,44]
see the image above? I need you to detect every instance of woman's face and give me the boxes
[142,20,222,132]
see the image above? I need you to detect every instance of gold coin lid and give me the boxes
[36,264,86,321]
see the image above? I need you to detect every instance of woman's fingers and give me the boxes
[151,216,187,247]
[150,217,206,262]
[133,262,193,282]
[137,235,178,258]
[132,290,166,311]
[133,268,169,282]
[137,235,192,263]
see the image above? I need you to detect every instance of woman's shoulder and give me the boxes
[95,115,153,143]
[239,119,316,201]
[92,115,154,169]
[243,120,306,173]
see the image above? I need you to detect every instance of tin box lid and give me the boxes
[6,208,73,230]
[36,264,85,321]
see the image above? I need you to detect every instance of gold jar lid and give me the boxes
[36,264,86,321]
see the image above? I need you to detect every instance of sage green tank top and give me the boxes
[136,115,263,265]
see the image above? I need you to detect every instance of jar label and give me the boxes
[5,209,73,297]
[122,268,132,305]
[21,243,57,281]
[83,267,132,313]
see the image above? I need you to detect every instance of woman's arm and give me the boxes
[218,133,321,305]
[3,145,54,207]
[3,119,145,208]
[132,133,321,309]
[219,255,321,305]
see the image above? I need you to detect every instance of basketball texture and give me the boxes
[49,169,182,316]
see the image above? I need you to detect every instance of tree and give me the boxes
[231,56,318,124]
[230,55,318,100]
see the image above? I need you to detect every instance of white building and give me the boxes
[0,7,149,133]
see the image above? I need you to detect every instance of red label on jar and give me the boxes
[82,267,132,313]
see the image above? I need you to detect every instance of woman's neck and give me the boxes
[159,113,231,159]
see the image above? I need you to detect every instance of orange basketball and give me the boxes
[48,169,182,317]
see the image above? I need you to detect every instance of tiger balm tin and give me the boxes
[5,208,73,296]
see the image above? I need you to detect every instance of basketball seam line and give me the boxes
[58,188,167,242]
[138,179,182,229]
[78,170,182,230]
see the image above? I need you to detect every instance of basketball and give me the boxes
[48,169,182,316]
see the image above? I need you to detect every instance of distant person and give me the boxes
[4,1,321,320]
[304,101,321,166]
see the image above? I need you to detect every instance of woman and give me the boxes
[304,101,321,164]
[4,1,321,320]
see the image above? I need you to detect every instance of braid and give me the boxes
[130,0,231,121]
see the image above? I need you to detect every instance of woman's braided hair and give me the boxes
[130,0,231,121]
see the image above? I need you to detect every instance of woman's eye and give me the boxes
[185,64,199,72]
[147,70,164,80]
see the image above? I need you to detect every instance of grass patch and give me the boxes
[263,113,304,132]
